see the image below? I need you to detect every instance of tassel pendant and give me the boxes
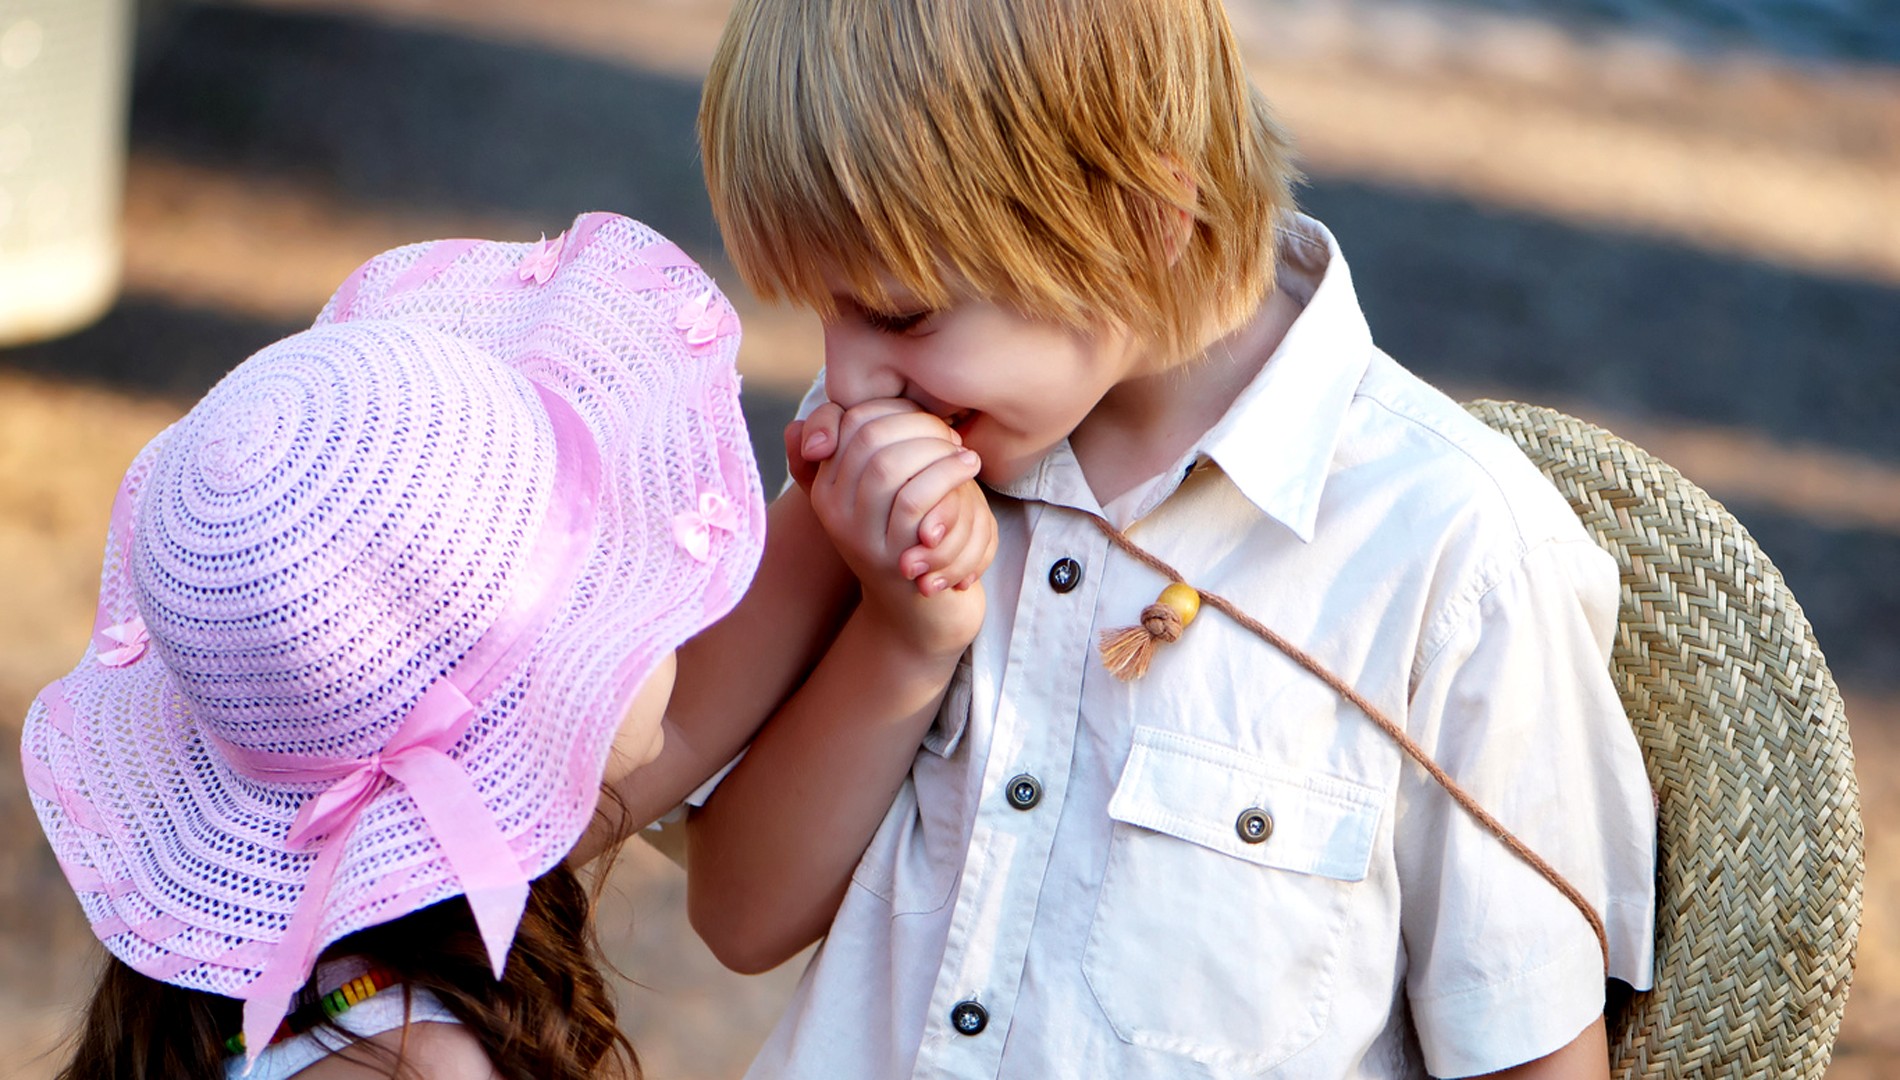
[1098,582,1201,681]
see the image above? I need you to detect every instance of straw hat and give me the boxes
[1464,400,1863,1078]
[20,212,766,1062]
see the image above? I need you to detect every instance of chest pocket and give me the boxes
[1083,725,1383,1073]
[849,657,973,915]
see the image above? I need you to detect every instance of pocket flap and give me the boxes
[1106,726,1383,881]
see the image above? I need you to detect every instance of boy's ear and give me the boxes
[1155,158,1197,267]
[1159,201,1194,267]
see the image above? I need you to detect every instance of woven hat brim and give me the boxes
[1465,400,1863,1079]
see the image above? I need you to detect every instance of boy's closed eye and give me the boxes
[852,302,935,336]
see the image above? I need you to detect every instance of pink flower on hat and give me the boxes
[517,231,567,285]
[96,617,148,668]
[673,490,739,562]
[674,289,735,352]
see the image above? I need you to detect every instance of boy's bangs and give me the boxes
[700,0,1294,354]
[700,0,1052,321]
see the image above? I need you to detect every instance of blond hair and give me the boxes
[699,0,1299,362]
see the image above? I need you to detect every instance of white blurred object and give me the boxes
[0,0,132,346]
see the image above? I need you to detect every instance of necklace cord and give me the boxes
[1089,515,1611,970]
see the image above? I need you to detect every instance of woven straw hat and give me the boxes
[1465,400,1863,1078]
[20,212,765,1062]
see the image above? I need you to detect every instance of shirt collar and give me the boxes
[1199,213,1373,542]
[994,214,1373,541]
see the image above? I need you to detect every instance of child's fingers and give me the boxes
[848,439,972,535]
[901,506,974,591]
[916,487,962,548]
[946,491,1000,592]
[789,398,911,490]
[782,419,820,492]
[797,401,848,462]
[916,498,994,595]
[907,484,979,574]
[898,496,974,585]
[884,450,982,566]
[829,399,938,462]
[811,435,967,560]
[821,411,969,500]
[828,397,916,451]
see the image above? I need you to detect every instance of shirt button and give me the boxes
[1006,773,1042,810]
[1047,557,1082,593]
[950,1000,989,1036]
[1236,807,1274,844]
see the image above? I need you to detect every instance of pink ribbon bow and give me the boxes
[235,679,529,1070]
[516,230,567,286]
[674,289,737,352]
[672,490,738,562]
[96,617,149,668]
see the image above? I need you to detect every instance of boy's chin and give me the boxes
[977,457,1034,489]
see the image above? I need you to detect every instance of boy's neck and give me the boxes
[1073,284,1304,506]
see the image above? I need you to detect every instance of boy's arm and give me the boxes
[687,400,990,973]
[1406,761,1616,1080]
[1467,1016,1607,1079]
[684,601,968,972]
[569,477,856,861]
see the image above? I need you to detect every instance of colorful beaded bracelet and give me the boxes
[223,966,400,1057]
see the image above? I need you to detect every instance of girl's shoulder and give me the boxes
[289,1020,500,1080]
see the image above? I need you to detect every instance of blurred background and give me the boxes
[0,0,1894,1075]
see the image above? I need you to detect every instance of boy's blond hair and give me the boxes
[699,0,1299,362]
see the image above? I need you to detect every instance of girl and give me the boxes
[20,213,769,1078]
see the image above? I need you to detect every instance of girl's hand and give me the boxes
[903,478,995,596]
[796,399,992,656]
[789,402,997,597]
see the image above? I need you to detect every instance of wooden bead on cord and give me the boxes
[1098,581,1202,681]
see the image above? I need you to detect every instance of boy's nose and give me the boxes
[821,337,906,409]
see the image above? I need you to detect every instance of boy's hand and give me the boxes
[792,398,996,655]
[788,401,995,597]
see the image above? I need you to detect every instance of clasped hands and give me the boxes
[786,399,997,657]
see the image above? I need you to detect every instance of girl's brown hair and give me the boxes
[54,861,638,1080]
[700,0,1300,363]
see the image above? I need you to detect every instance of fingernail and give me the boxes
[927,575,948,594]
[958,449,979,466]
[803,429,830,456]
[927,521,948,545]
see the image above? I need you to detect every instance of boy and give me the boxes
[677,0,1656,1075]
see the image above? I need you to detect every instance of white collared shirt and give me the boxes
[750,214,1655,1079]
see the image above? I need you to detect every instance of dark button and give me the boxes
[1006,773,1042,810]
[1048,557,1082,593]
[1236,807,1274,844]
[950,1000,989,1036]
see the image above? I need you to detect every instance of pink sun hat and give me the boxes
[18,212,764,1065]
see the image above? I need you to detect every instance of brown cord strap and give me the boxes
[1089,515,1610,971]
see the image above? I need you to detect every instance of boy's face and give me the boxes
[820,266,1144,486]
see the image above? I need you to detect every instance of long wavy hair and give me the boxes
[54,858,638,1079]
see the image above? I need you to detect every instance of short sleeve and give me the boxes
[1396,537,1656,1077]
